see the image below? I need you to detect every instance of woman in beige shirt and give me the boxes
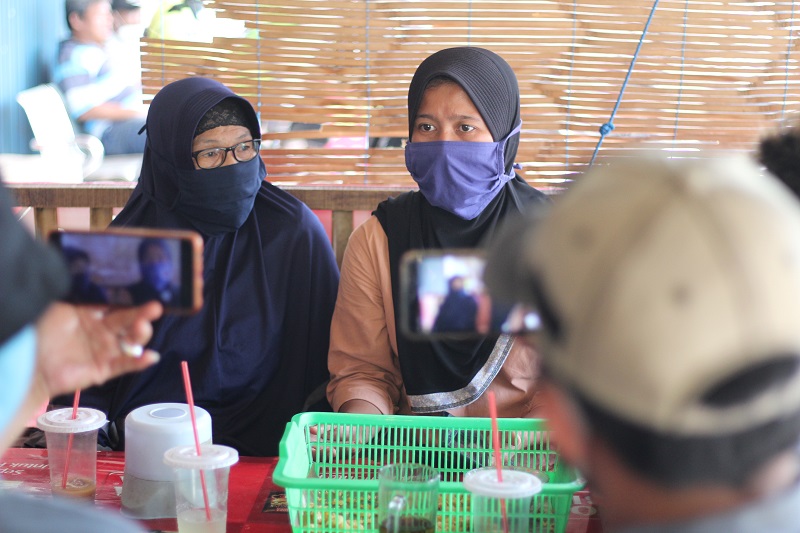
[327,46,549,419]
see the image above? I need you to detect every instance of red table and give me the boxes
[0,448,603,532]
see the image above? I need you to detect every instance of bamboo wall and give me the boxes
[141,0,800,188]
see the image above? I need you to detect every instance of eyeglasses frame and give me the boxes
[191,139,262,169]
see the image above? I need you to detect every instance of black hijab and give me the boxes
[375,47,548,413]
[65,77,340,456]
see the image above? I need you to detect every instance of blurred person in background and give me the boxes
[54,0,147,155]
[146,0,253,42]
[485,153,800,532]
[112,0,142,31]
[109,0,146,87]
[146,0,209,41]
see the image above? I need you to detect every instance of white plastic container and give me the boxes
[125,403,212,482]
[121,403,212,518]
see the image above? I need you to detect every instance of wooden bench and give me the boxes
[7,183,412,268]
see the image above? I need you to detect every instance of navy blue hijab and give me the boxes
[65,77,340,456]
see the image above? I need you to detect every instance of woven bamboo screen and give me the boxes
[141,0,800,189]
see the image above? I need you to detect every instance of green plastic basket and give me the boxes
[273,412,584,532]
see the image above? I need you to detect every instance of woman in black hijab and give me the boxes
[60,77,340,456]
[327,47,548,418]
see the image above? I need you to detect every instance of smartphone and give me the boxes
[48,227,204,315]
[399,249,540,340]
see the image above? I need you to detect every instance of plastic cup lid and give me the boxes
[126,403,211,435]
[163,444,239,470]
[36,407,107,433]
[462,467,543,499]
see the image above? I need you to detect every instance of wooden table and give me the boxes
[0,448,603,532]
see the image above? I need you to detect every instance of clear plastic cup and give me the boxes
[36,407,107,500]
[463,467,542,533]
[163,444,239,533]
[378,463,439,533]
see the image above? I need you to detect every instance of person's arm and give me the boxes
[326,218,403,415]
[33,302,161,400]
[0,302,161,451]
[338,398,382,415]
[78,102,145,122]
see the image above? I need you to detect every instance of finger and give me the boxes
[108,302,163,346]
[104,302,164,334]
[107,348,160,377]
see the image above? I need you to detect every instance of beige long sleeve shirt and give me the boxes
[326,216,542,418]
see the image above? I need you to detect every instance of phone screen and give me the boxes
[399,249,539,339]
[49,228,203,314]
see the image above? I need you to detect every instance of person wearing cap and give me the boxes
[484,153,800,532]
[57,77,340,457]
[54,0,147,156]
[326,47,549,420]
[0,174,161,531]
[111,0,141,31]
[108,0,145,88]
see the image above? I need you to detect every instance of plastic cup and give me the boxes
[36,407,106,500]
[378,463,439,533]
[163,444,239,533]
[463,467,542,533]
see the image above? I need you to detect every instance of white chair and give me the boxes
[15,84,141,182]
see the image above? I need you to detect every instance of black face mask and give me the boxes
[173,157,263,236]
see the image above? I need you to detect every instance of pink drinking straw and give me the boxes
[487,391,510,533]
[181,360,213,521]
[61,389,81,489]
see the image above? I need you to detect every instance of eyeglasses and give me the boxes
[192,139,262,169]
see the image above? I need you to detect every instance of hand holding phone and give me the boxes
[49,228,204,315]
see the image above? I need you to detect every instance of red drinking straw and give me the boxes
[61,389,81,489]
[487,391,510,533]
[181,361,212,521]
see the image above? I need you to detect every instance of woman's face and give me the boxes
[191,125,253,170]
[411,81,493,144]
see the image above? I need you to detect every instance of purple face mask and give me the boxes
[405,123,521,220]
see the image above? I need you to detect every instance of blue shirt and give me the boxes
[0,491,145,533]
[52,38,142,139]
[619,482,800,533]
